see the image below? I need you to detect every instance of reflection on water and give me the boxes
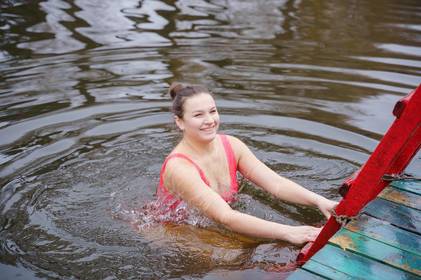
[0,0,420,278]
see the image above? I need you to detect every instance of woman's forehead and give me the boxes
[184,93,216,111]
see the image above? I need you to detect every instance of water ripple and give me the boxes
[1,0,421,278]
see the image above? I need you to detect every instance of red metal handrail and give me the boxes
[298,84,421,264]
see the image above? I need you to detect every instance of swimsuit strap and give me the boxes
[159,153,210,187]
[219,134,239,192]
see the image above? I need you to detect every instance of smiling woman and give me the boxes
[156,82,338,245]
[172,83,220,142]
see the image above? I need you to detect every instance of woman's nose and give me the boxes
[204,113,213,123]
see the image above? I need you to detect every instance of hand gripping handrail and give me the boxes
[297,84,421,264]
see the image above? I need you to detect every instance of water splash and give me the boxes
[109,192,214,232]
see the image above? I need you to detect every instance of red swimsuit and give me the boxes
[157,134,239,210]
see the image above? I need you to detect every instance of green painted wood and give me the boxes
[288,159,421,280]
[390,180,421,196]
[302,260,354,279]
[345,214,421,256]
[363,198,421,234]
[310,244,419,280]
[286,268,327,280]
[329,228,421,276]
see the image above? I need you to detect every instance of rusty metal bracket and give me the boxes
[382,173,421,182]
[330,209,358,227]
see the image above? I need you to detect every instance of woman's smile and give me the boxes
[201,125,216,132]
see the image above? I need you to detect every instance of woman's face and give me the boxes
[175,93,220,142]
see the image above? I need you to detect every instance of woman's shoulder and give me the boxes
[220,133,239,143]
[164,152,206,175]
[164,153,195,169]
[220,134,249,161]
[163,153,210,190]
[222,134,247,149]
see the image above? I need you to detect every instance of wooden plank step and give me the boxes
[329,228,421,276]
[286,268,327,279]
[379,185,421,210]
[308,244,419,280]
[345,214,421,256]
[390,180,421,196]
[363,198,421,234]
[302,260,354,279]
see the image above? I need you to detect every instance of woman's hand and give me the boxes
[316,197,338,219]
[284,225,322,245]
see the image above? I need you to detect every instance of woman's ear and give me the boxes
[174,115,184,131]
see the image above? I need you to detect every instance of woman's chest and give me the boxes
[199,155,231,192]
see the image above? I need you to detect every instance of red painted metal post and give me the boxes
[297,84,421,264]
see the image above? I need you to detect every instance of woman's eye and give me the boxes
[194,113,202,117]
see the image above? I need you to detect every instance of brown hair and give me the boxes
[168,82,212,118]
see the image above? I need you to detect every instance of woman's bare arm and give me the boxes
[229,136,337,218]
[164,158,320,244]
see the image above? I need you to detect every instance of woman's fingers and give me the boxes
[308,227,321,242]
[318,199,339,219]
[287,226,321,245]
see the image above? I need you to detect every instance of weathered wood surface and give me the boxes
[305,245,418,280]
[330,228,420,276]
[364,197,421,234]
[390,180,421,196]
[345,214,420,256]
[287,159,421,280]
[379,185,421,210]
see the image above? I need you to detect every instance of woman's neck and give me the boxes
[180,135,218,157]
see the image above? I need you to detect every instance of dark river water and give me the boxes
[1,0,420,279]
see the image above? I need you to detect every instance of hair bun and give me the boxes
[168,82,184,100]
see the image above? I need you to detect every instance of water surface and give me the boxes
[1,0,421,279]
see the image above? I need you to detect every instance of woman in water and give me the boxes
[157,82,337,245]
